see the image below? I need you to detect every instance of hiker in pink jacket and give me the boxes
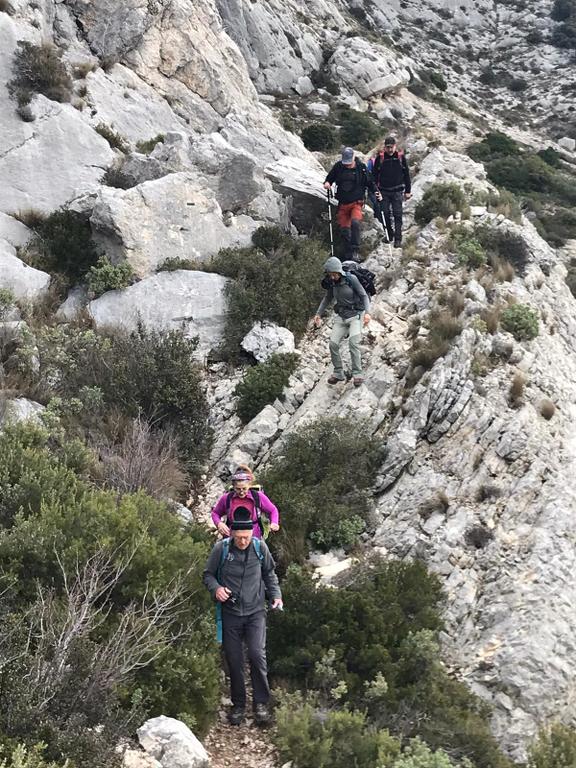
[211,466,280,540]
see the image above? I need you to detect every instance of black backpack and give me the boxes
[320,263,376,298]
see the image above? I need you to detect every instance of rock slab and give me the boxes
[137,716,209,768]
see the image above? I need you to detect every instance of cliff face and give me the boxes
[1,0,576,761]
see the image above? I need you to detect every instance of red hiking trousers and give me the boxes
[337,200,364,228]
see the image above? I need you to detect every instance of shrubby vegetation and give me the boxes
[501,304,539,340]
[235,353,298,423]
[528,723,576,767]
[269,564,511,768]
[201,228,325,360]
[95,123,129,153]
[87,256,135,297]
[415,183,469,225]
[550,0,576,48]
[449,227,487,269]
[8,41,72,107]
[0,423,219,766]
[262,417,383,564]
[337,106,381,147]
[13,324,212,473]
[301,123,337,152]
[135,134,165,154]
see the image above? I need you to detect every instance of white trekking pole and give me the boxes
[327,188,335,258]
[379,201,393,260]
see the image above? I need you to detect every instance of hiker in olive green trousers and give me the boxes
[313,256,370,388]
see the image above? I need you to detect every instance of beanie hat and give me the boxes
[231,506,254,531]
[323,256,344,275]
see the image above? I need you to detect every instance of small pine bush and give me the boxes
[338,108,380,147]
[8,41,72,105]
[235,353,299,423]
[135,134,165,154]
[429,70,448,91]
[449,227,487,269]
[415,183,469,225]
[87,256,135,297]
[501,304,539,340]
[252,225,285,252]
[301,123,337,151]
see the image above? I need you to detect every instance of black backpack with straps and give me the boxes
[224,488,264,529]
[321,263,376,297]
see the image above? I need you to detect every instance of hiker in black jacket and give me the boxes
[324,147,376,262]
[372,136,412,248]
[203,508,282,727]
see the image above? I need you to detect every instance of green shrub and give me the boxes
[528,724,576,768]
[392,738,466,767]
[269,564,510,768]
[449,227,487,269]
[262,417,383,563]
[8,41,72,105]
[467,132,520,162]
[479,68,498,85]
[14,325,212,473]
[202,235,325,359]
[235,353,298,423]
[275,696,400,768]
[475,225,530,274]
[552,21,576,48]
[410,310,462,374]
[94,123,129,153]
[301,123,337,152]
[429,71,448,91]
[0,743,65,768]
[251,225,285,252]
[414,183,469,226]
[501,304,539,340]
[485,155,555,194]
[535,208,576,246]
[339,108,380,147]
[526,29,544,44]
[22,208,100,286]
[87,256,135,297]
[135,134,165,154]
[157,256,196,271]
[537,147,561,167]
[509,77,528,92]
[0,288,15,319]
[551,0,575,21]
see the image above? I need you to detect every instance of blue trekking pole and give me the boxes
[327,188,335,257]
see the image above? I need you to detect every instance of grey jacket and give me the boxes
[316,273,370,320]
[203,538,282,616]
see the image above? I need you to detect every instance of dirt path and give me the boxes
[204,708,279,768]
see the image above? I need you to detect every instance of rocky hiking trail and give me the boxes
[204,710,279,768]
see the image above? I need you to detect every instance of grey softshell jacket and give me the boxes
[203,538,282,616]
[316,273,370,320]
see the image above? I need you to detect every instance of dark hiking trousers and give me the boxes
[380,190,404,242]
[222,610,270,709]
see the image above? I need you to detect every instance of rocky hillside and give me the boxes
[2,0,576,766]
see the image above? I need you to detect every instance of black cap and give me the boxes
[231,506,254,531]
[384,136,397,146]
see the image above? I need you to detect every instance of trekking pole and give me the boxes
[380,206,393,260]
[327,188,335,258]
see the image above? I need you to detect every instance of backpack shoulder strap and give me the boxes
[218,538,231,572]
[224,490,234,517]
[250,488,262,515]
[252,537,264,561]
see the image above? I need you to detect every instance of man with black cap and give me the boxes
[203,507,282,726]
[372,136,412,248]
[323,146,375,261]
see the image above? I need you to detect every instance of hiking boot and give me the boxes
[327,375,345,385]
[254,703,271,725]
[228,706,245,726]
[353,376,364,387]
[393,240,402,249]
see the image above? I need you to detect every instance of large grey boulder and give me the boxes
[241,321,295,363]
[328,38,412,103]
[264,155,327,231]
[90,172,259,277]
[87,270,229,355]
[0,212,31,248]
[409,147,493,204]
[0,239,50,300]
[137,716,209,768]
[0,398,45,428]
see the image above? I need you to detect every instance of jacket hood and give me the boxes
[323,256,344,274]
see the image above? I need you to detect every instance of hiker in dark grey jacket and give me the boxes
[313,256,371,388]
[372,136,412,247]
[203,508,282,726]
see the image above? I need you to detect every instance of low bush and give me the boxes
[95,123,129,153]
[465,524,494,549]
[338,107,380,147]
[202,235,325,360]
[537,147,561,168]
[22,208,100,286]
[87,256,135,297]
[418,491,449,519]
[528,723,576,767]
[429,71,448,91]
[301,123,337,152]
[415,184,469,225]
[509,372,526,407]
[449,227,487,269]
[0,744,64,768]
[102,162,135,189]
[535,208,576,246]
[262,417,383,563]
[251,225,285,252]
[479,68,498,85]
[526,29,544,44]
[552,21,576,48]
[0,288,15,320]
[8,41,72,105]
[509,77,528,92]
[235,353,299,423]
[475,226,530,275]
[551,0,575,21]
[410,310,462,373]
[501,304,539,340]
[467,132,520,163]
[485,154,555,194]
[135,134,165,154]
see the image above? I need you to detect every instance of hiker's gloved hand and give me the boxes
[323,182,331,190]
[215,586,231,603]
[271,598,283,610]
[404,192,412,200]
[363,313,371,326]
[217,521,230,536]
[313,315,322,328]
[269,523,280,532]
[375,191,383,201]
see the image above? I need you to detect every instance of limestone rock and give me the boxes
[307,102,330,118]
[0,398,45,428]
[241,322,295,363]
[409,147,492,204]
[90,173,259,276]
[123,749,161,768]
[264,155,327,231]
[64,0,155,59]
[0,240,50,300]
[56,286,88,322]
[87,270,229,355]
[0,212,31,248]
[137,716,209,768]
[558,136,576,152]
[328,38,411,102]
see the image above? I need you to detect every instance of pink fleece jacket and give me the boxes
[210,491,280,539]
